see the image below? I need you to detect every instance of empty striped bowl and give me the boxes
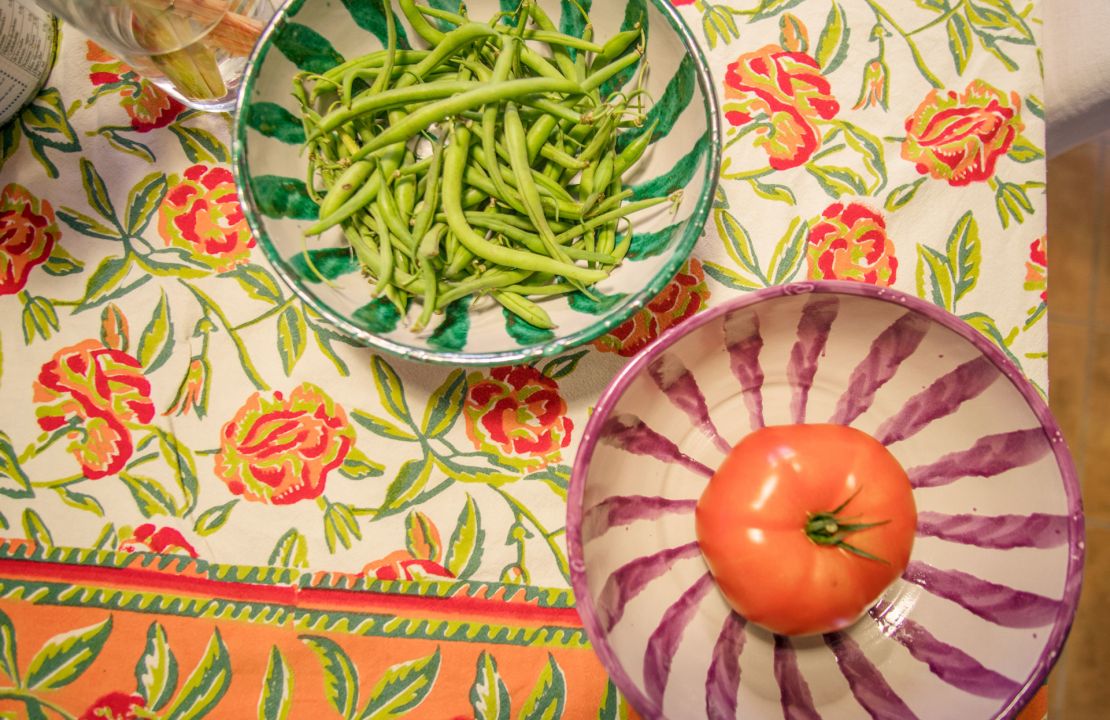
[232,0,720,365]
[568,281,1083,720]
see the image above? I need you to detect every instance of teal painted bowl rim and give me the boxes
[232,0,723,366]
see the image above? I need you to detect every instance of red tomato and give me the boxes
[695,424,916,636]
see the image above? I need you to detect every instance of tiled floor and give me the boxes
[1047,134,1110,719]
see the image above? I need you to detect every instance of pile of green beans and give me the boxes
[295,0,665,331]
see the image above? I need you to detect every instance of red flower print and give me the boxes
[79,692,146,720]
[0,184,59,295]
[120,523,199,557]
[902,79,1023,186]
[215,383,355,505]
[159,164,255,272]
[464,366,573,471]
[723,44,839,170]
[86,42,184,132]
[806,203,897,286]
[1025,235,1047,302]
[362,550,454,581]
[33,340,155,479]
[594,257,710,357]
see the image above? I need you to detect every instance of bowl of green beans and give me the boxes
[233,0,721,364]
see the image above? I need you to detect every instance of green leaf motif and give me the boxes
[884,177,927,212]
[446,495,484,579]
[519,654,567,720]
[962,312,1024,367]
[193,500,239,536]
[20,88,80,178]
[539,350,588,380]
[43,245,85,276]
[749,178,797,205]
[152,429,200,515]
[352,411,419,442]
[0,431,32,499]
[1008,134,1045,163]
[169,124,230,164]
[231,264,285,304]
[300,635,359,720]
[245,102,307,145]
[915,244,955,312]
[371,356,414,427]
[0,608,18,687]
[21,294,59,344]
[433,454,516,485]
[422,370,466,438]
[752,0,805,21]
[946,211,981,302]
[814,1,849,74]
[135,622,179,712]
[138,291,175,373]
[275,22,346,74]
[379,457,433,514]
[360,648,441,720]
[947,13,973,74]
[259,646,294,720]
[702,261,763,291]
[806,163,868,198]
[715,208,763,281]
[269,528,309,568]
[768,217,807,285]
[80,255,133,309]
[597,680,622,720]
[163,628,231,720]
[56,207,122,241]
[26,617,112,690]
[338,446,386,480]
[22,508,52,548]
[469,651,510,720]
[55,487,104,516]
[127,172,169,236]
[323,501,363,553]
[79,157,119,225]
[120,472,179,518]
[277,305,308,376]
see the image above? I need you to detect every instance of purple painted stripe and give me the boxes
[874,356,998,445]
[596,542,702,633]
[643,573,716,706]
[774,634,822,720]
[706,612,747,720]
[723,309,765,429]
[599,414,714,478]
[903,561,1062,628]
[906,428,1051,489]
[917,511,1069,549]
[648,353,732,454]
[581,495,698,542]
[788,296,839,424]
[823,631,919,720]
[870,600,1022,699]
[830,312,929,425]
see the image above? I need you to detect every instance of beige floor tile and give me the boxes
[1058,523,1110,719]
[1048,143,1102,323]
[1048,321,1089,473]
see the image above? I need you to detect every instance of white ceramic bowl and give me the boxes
[568,281,1083,720]
[233,0,720,364]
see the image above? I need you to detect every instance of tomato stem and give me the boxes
[804,488,890,563]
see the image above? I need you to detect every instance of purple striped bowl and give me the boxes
[568,281,1083,720]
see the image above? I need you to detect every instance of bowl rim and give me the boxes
[231,0,723,366]
[566,279,1084,720]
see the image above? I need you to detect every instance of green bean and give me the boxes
[553,196,667,245]
[396,22,497,88]
[493,290,555,328]
[435,268,532,310]
[308,80,481,139]
[398,0,445,44]
[591,28,642,71]
[411,140,444,243]
[414,223,445,331]
[504,101,569,263]
[469,145,576,207]
[316,159,374,219]
[305,170,382,235]
[615,119,657,176]
[539,142,588,171]
[582,48,642,93]
[376,181,416,250]
[370,205,395,296]
[443,125,606,284]
[502,281,576,296]
[480,32,520,214]
[322,50,431,83]
[349,77,584,162]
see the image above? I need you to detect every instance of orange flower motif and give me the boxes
[362,550,454,581]
[159,164,255,272]
[215,383,355,505]
[1025,235,1047,302]
[902,79,1023,186]
[593,258,710,357]
[33,340,155,479]
[723,44,839,170]
[854,58,889,110]
[0,184,59,295]
[464,366,573,471]
[806,203,897,286]
[165,357,211,418]
[86,41,184,132]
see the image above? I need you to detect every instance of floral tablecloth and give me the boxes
[0,0,1050,717]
